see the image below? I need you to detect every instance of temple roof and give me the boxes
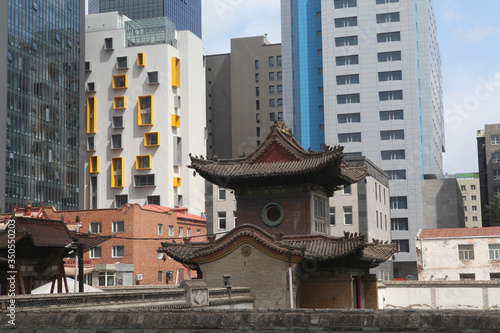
[189,123,367,192]
[159,224,397,268]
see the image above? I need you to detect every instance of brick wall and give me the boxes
[45,204,206,286]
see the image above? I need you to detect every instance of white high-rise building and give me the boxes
[83,12,206,215]
[281,0,445,277]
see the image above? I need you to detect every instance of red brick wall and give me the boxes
[45,205,206,285]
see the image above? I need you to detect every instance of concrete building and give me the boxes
[330,156,392,280]
[83,13,206,215]
[88,0,202,39]
[445,173,481,228]
[2,1,85,213]
[416,227,500,281]
[477,124,500,226]
[281,0,446,278]
[45,204,206,287]
[421,177,465,229]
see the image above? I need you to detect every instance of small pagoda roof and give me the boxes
[159,224,397,268]
[189,123,367,192]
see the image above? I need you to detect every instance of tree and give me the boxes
[486,196,500,226]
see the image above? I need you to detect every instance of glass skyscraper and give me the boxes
[2,1,84,213]
[88,0,202,39]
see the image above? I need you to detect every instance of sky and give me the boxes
[201,0,500,175]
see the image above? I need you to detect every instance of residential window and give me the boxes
[169,225,174,237]
[380,130,404,140]
[85,61,91,71]
[489,244,500,260]
[269,86,275,95]
[90,222,102,233]
[117,56,128,69]
[218,187,226,200]
[137,53,145,66]
[471,185,476,190]
[256,100,260,110]
[377,31,401,43]
[269,56,274,68]
[87,137,95,151]
[111,157,124,187]
[270,99,275,108]
[114,96,126,109]
[378,70,402,81]
[379,90,403,101]
[343,185,352,195]
[458,244,474,260]
[148,195,160,205]
[492,135,500,145]
[338,132,361,143]
[112,245,125,258]
[390,196,407,209]
[493,153,500,163]
[87,82,96,92]
[344,206,353,225]
[111,134,122,149]
[460,273,475,281]
[148,71,159,84]
[115,195,128,208]
[218,212,226,229]
[104,37,113,50]
[98,272,116,287]
[378,51,401,62]
[90,156,100,174]
[134,175,155,187]
[255,73,259,83]
[90,247,102,258]
[138,95,153,126]
[337,113,360,123]
[278,112,283,121]
[334,0,357,9]
[255,60,259,70]
[277,56,282,67]
[256,113,261,123]
[337,74,359,85]
[278,99,283,107]
[158,224,163,235]
[277,85,283,94]
[256,127,261,137]
[473,216,478,222]
[112,75,127,89]
[179,227,184,237]
[112,116,124,128]
[395,240,409,252]
[376,12,400,23]
[381,149,405,160]
[187,228,191,237]
[270,112,276,122]
[472,206,477,211]
[330,207,335,225]
[112,221,124,233]
[490,273,500,280]
[494,170,500,180]
[269,72,275,81]
[460,185,466,191]
[391,218,408,231]
[495,187,500,196]
[337,93,360,104]
[336,55,358,66]
[335,16,357,28]
[464,206,467,212]
[136,155,151,169]
[385,170,406,180]
[277,72,282,81]
[380,110,404,120]
[256,87,260,97]
[145,132,160,146]
[335,35,358,47]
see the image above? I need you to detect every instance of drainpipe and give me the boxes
[355,276,362,309]
[288,247,294,309]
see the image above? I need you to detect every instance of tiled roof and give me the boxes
[141,205,206,223]
[189,124,367,192]
[159,224,396,265]
[419,227,500,239]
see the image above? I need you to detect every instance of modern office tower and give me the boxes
[478,124,500,226]
[84,12,206,215]
[88,0,202,39]
[282,0,445,277]
[446,173,482,228]
[205,36,282,235]
[1,1,85,213]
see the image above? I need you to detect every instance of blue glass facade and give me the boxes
[290,0,324,151]
[5,0,82,212]
[89,0,202,39]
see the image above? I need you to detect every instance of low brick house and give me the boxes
[44,204,206,287]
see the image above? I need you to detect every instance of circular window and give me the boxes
[261,202,285,227]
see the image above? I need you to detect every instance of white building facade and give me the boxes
[83,13,206,215]
[416,227,500,281]
[281,0,445,278]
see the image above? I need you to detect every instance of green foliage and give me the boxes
[486,196,500,226]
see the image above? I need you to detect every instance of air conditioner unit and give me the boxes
[136,274,143,281]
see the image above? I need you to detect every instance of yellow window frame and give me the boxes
[112,74,128,89]
[171,57,180,88]
[137,53,145,66]
[113,96,126,109]
[136,155,152,170]
[87,97,96,134]
[144,132,160,147]
[138,95,154,126]
[173,177,181,188]
[171,114,180,128]
[111,157,124,188]
[90,156,100,173]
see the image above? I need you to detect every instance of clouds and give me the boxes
[202,0,281,55]
[452,25,500,44]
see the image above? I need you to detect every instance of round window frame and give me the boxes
[261,202,285,227]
